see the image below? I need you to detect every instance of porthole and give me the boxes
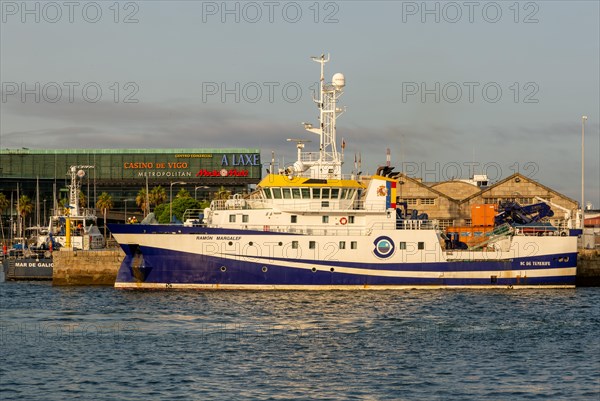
[249,241,253,246]
[330,267,335,272]
[228,241,233,246]
[262,266,268,273]
[220,266,227,272]
[311,267,317,273]
[565,257,569,262]
[278,242,283,246]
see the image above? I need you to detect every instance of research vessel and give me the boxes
[108,55,577,289]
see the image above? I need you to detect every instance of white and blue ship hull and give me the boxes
[109,225,577,289]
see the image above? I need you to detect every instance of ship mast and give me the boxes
[302,54,346,179]
[67,165,94,216]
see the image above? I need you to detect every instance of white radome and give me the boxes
[332,73,345,88]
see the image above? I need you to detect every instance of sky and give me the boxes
[1,0,599,206]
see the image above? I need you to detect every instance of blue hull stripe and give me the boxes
[115,247,576,287]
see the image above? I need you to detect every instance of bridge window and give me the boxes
[292,188,301,199]
[264,189,272,199]
[341,188,348,199]
[322,188,330,198]
[301,188,310,199]
[312,188,321,199]
[272,188,282,199]
[283,188,292,199]
[331,188,340,199]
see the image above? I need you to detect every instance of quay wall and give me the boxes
[53,248,124,286]
[577,249,600,287]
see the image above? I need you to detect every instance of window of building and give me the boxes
[438,219,454,230]
[309,241,316,249]
[420,198,435,205]
[322,216,329,223]
[464,219,472,227]
[229,215,236,223]
[418,242,425,250]
[402,198,418,205]
[339,241,346,249]
[350,241,358,250]
[291,215,297,223]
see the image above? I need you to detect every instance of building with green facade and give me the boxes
[0,148,261,239]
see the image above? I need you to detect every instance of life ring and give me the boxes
[340,217,348,225]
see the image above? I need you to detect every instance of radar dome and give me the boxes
[332,73,345,88]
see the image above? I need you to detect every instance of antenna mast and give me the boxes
[302,53,346,179]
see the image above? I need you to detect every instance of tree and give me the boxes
[17,195,34,237]
[176,188,191,199]
[149,186,167,208]
[214,186,231,200]
[157,197,201,224]
[79,190,87,209]
[96,192,113,242]
[0,193,9,242]
[136,188,149,215]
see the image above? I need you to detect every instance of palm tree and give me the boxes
[17,195,34,238]
[150,186,167,208]
[176,188,191,199]
[0,193,9,242]
[136,188,149,216]
[215,186,231,200]
[96,192,113,241]
[79,190,87,209]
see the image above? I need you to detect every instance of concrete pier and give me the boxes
[52,248,124,286]
[576,249,600,287]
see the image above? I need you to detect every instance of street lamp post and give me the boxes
[195,186,210,201]
[170,181,186,224]
[124,199,131,223]
[581,115,588,248]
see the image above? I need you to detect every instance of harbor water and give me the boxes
[1,280,598,400]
